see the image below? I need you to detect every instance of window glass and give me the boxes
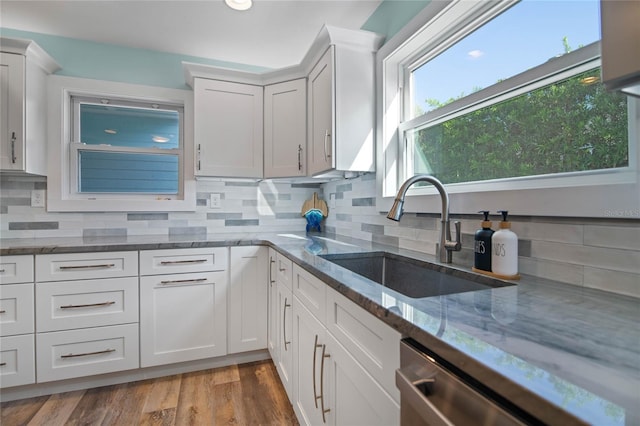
[73,99,182,194]
[405,0,630,186]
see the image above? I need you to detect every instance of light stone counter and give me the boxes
[1,232,638,425]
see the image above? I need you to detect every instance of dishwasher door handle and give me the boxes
[396,368,454,426]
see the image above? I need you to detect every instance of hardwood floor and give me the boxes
[1,360,299,426]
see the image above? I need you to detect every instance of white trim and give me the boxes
[47,75,196,212]
[376,0,640,219]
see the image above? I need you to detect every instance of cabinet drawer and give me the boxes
[292,264,326,324]
[326,289,401,402]
[0,334,35,388]
[36,277,138,332]
[0,255,34,284]
[36,323,139,383]
[140,247,228,275]
[276,253,293,291]
[36,252,138,282]
[0,283,35,336]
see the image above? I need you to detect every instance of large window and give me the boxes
[48,76,195,212]
[378,0,639,218]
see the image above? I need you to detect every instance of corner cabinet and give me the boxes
[1,39,60,175]
[194,78,263,178]
[307,43,378,176]
[264,78,307,178]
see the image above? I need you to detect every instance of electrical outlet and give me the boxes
[329,193,336,208]
[31,189,46,207]
[210,193,222,209]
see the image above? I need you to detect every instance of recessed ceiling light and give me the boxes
[104,129,117,134]
[225,0,252,11]
[152,135,170,143]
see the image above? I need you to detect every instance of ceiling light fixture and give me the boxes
[225,0,252,11]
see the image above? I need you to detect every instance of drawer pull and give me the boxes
[60,301,116,309]
[0,269,5,273]
[159,259,208,265]
[0,362,6,367]
[59,263,116,270]
[0,310,6,314]
[160,278,208,285]
[61,348,116,359]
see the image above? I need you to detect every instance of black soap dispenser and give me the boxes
[474,210,494,272]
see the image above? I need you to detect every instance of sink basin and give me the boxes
[319,252,513,299]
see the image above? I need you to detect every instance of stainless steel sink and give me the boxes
[319,251,513,299]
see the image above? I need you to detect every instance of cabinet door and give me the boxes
[0,53,25,171]
[264,78,306,178]
[228,246,268,354]
[292,298,326,426]
[194,78,263,178]
[267,249,278,359]
[140,271,227,367]
[307,47,335,176]
[325,333,399,426]
[277,280,294,401]
[0,283,34,336]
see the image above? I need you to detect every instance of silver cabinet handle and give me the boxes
[61,348,116,359]
[159,259,207,265]
[283,297,291,350]
[160,278,208,285]
[319,344,331,423]
[59,263,115,270]
[197,144,201,171]
[323,130,331,161]
[298,144,303,171]
[0,269,5,273]
[60,301,115,309]
[269,257,276,285]
[0,362,6,366]
[0,310,6,314]
[11,132,17,163]
[313,334,321,408]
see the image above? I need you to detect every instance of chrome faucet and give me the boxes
[387,174,462,263]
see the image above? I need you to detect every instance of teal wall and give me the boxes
[0,0,429,89]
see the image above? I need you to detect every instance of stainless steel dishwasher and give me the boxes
[396,338,536,426]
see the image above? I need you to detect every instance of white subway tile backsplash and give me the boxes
[530,241,640,274]
[583,266,640,298]
[518,257,584,286]
[584,225,640,250]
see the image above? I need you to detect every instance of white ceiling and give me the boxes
[0,0,383,70]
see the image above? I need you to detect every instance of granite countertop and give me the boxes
[1,232,638,425]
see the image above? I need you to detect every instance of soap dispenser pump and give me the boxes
[474,210,494,272]
[491,210,518,277]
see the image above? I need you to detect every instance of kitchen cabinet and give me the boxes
[139,248,228,367]
[1,39,59,175]
[267,249,278,357]
[264,78,307,178]
[291,264,400,425]
[229,246,268,354]
[194,78,263,178]
[0,255,35,388]
[307,44,377,176]
[35,252,139,383]
[269,249,294,400]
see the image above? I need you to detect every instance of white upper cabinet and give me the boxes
[1,39,60,175]
[308,50,334,176]
[264,78,307,178]
[194,78,263,178]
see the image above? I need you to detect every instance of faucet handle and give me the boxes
[446,221,462,252]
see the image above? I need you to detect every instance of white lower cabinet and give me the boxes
[139,270,227,367]
[268,249,278,357]
[228,246,268,354]
[36,323,138,383]
[0,334,35,387]
[291,263,400,426]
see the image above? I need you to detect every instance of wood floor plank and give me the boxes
[26,389,86,426]
[64,382,128,426]
[174,369,216,425]
[101,379,153,426]
[138,374,182,426]
[212,364,240,385]
[0,395,49,426]
[238,360,299,425]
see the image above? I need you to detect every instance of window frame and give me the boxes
[376,0,640,219]
[48,75,196,212]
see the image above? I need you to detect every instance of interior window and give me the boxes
[72,97,182,194]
